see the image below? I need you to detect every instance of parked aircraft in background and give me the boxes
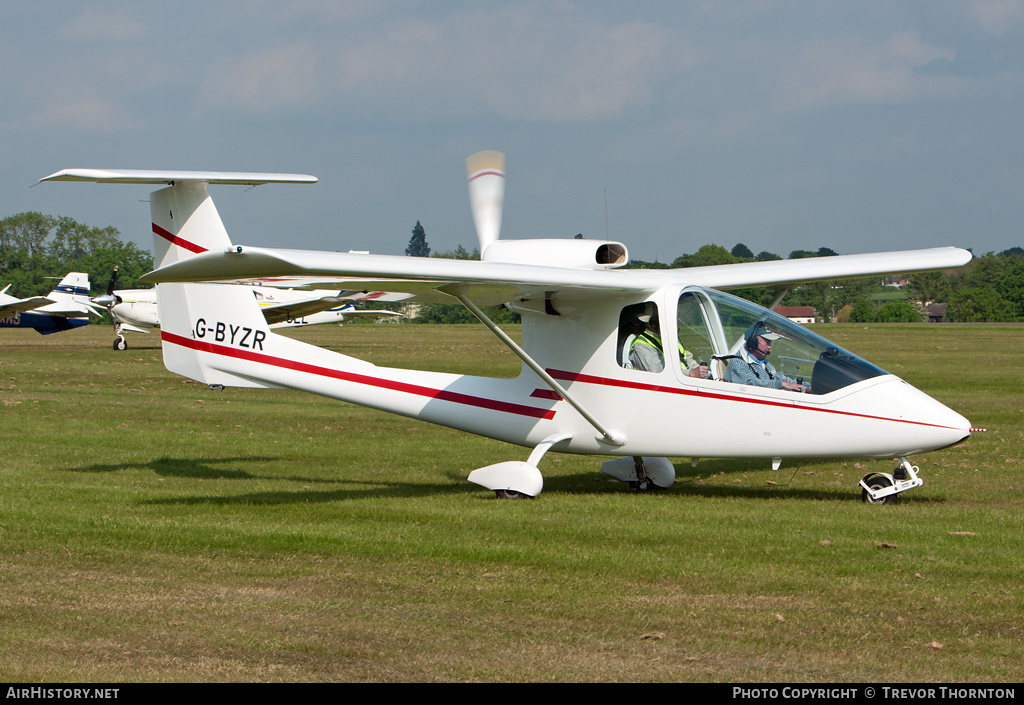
[43,156,975,503]
[93,267,405,350]
[0,272,100,334]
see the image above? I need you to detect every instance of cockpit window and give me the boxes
[676,292,715,374]
[679,287,887,394]
[617,302,663,372]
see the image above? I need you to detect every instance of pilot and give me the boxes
[629,305,709,378]
[724,321,807,391]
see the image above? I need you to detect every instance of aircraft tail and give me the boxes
[150,180,233,269]
[43,272,98,316]
[39,169,317,387]
[145,178,292,387]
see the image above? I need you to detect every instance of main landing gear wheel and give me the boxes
[861,474,899,505]
[628,480,667,492]
[113,336,127,351]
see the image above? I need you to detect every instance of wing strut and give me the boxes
[442,286,626,448]
[768,287,791,311]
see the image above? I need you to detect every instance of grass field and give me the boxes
[0,322,1021,682]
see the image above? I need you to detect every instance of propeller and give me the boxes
[91,266,121,308]
[465,150,506,254]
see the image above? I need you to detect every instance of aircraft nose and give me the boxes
[841,377,972,454]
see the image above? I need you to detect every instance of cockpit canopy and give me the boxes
[619,287,887,395]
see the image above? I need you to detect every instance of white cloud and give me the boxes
[969,0,1024,34]
[197,8,681,121]
[29,94,137,133]
[768,32,958,112]
[55,6,148,42]
[200,41,323,112]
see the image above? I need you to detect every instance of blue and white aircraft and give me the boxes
[0,272,100,334]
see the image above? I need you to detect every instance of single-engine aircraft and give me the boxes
[1,272,100,334]
[41,155,975,502]
[94,267,405,350]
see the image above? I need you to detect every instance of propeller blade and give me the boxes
[466,151,505,253]
[106,266,119,296]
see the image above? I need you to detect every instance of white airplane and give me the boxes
[0,272,101,334]
[94,266,405,350]
[42,156,976,503]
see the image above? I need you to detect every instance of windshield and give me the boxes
[676,288,887,395]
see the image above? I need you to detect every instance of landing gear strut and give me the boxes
[628,456,665,491]
[600,456,675,491]
[859,457,922,504]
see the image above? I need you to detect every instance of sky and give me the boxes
[2,0,1023,263]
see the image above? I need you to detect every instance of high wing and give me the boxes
[141,244,971,304]
[141,247,645,305]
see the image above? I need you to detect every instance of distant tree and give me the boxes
[956,252,1009,291]
[672,244,737,268]
[627,259,671,269]
[816,247,838,257]
[405,221,430,257]
[906,271,950,304]
[788,249,817,259]
[432,244,479,260]
[755,251,782,261]
[848,299,877,323]
[1,212,152,297]
[876,300,923,323]
[946,287,1015,322]
[731,243,753,260]
[413,303,477,324]
[731,288,775,307]
[413,302,519,324]
[999,247,1024,258]
[995,260,1024,318]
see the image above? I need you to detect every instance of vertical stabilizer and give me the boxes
[46,272,91,309]
[151,181,231,269]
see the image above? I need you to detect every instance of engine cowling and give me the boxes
[482,239,629,270]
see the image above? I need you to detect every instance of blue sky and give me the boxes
[3,1,1023,262]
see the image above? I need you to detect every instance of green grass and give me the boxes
[0,323,1021,682]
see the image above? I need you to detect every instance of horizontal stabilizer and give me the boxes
[40,169,317,186]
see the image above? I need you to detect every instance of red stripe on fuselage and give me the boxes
[152,223,208,254]
[546,368,960,431]
[162,331,555,420]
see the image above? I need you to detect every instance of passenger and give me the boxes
[724,322,808,391]
[629,307,709,378]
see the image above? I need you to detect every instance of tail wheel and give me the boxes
[861,474,899,504]
[495,489,532,500]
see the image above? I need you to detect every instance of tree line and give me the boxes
[1,212,153,297]
[6,211,1017,327]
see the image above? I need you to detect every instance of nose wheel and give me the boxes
[113,335,127,351]
[859,458,921,504]
[861,474,898,504]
